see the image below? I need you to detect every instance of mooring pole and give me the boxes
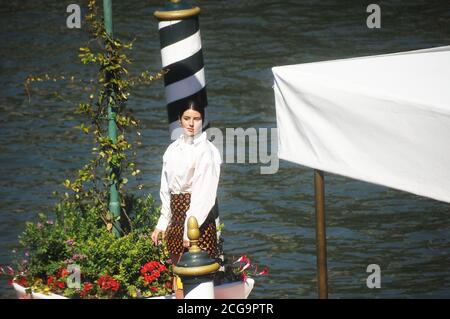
[153,0,221,256]
[173,217,220,299]
[103,0,122,237]
[314,169,328,298]
[153,0,208,140]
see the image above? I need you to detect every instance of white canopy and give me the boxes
[273,46,450,204]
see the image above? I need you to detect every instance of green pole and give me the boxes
[103,0,113,36]
[103,0,122,237]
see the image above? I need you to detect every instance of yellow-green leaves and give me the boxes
[74,122,90,134]
[25,0,164,239]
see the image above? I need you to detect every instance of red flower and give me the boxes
[231,255,269,282]
[149,286,158,292]
[57,268,70,279]
[97,275,120,292]
[56,281,65,289]
[110,281,120,292]
[47,275,55,286]
[80,282,94,297]
[235,255,250,264]
[144,275,156,283]
[140,261,168,284]
[47,275,65,290]
[7,266,15,275]
[84,282,93,291]
[165,281,173,290]
[239,262,251,272]
[13,276,28,287]
[257,267,269,276]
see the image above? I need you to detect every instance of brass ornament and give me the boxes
[154,7,201,21]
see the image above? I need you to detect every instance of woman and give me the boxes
[151,101,221,265]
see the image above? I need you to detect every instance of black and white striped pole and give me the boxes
[154,1,222,259]
[154,0,209,140]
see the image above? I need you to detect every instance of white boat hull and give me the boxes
[12,278,254,299]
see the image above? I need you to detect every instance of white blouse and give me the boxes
[156,131,222,241]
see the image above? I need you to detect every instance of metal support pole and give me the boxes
[314,169,328,298]
[103,0,122,237]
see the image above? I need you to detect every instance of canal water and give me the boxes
[1,0,449,298]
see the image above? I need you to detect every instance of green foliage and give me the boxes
[16,193,173,298]
[6,0,174,299]
[25,0,166,236]
[66,0,161,233]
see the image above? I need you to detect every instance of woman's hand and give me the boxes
[151,229,164,245]
[183,240,190,248]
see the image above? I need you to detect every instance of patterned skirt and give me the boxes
[165,192,219,258]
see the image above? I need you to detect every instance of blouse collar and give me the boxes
[179,131,207,146]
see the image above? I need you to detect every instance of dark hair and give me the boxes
[178,100,205,121]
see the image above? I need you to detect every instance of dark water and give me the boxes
[1,0,450,298]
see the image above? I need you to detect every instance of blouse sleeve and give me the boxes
[156,159,171,231]
[183,145,221,241]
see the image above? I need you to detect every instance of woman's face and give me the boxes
[180,109,202,136]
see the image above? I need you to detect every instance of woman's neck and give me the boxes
[183,131,203,144]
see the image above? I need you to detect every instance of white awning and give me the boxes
[273,46,450,204]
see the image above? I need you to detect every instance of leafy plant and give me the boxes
[0,0,174,299]
[25,0,165,236]
[2,193,174,299]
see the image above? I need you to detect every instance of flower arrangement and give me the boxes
[1,195,176,299]
[215,254,269,285]
[232,255,269,282]
[139,261,173,296]
[0,1,175,299]
[96,275,120,298]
